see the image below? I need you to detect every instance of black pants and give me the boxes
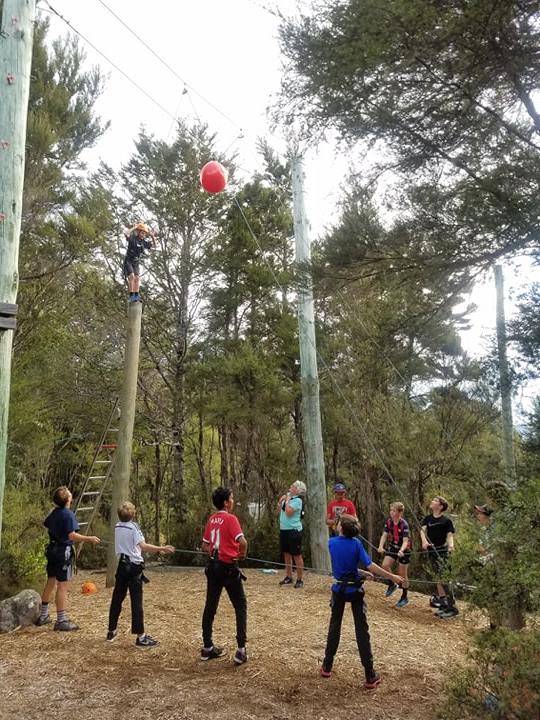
[323,590,374,678]
[202,561,247,648]
[108,559,145,635]
[428,549,455,608]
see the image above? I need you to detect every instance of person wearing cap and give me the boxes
[474,504,495,564]
[123,222,155,303]
[326,483,357,536]
[473,503,499,629]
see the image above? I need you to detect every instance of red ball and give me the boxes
[200,160,228,194]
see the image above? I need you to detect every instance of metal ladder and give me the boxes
[74,397,119,558]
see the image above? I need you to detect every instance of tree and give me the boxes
[279,1,540,272]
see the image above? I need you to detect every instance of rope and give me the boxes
[90,541,458,589]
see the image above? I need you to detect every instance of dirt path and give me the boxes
[0,569,472,720]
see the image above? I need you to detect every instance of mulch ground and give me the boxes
[0,568,476,720]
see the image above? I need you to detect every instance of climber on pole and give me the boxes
[123,222,155,303]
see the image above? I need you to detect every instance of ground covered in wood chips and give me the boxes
[0,568,474,720]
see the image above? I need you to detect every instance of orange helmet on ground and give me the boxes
[81,581,98,595]
[133,222,150,235]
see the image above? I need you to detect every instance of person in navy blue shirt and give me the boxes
[36,486,100,631]
[321,514,404,689]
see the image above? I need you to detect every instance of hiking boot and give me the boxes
[35,615,52,626]
[279,576,293,586]
[429,594,443,608]
[384,583,398,598]
[201,645,225,661]
[233,648,248,665]
[106,629,118,642]
[438,607,459,620]
[364,673,382,690]
[396,597,409,609]
[135,634,159,648]
[54,620,79,632]
[294,579,304,589]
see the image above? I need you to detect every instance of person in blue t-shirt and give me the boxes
[321,514,404,689]
[36,486,100,631]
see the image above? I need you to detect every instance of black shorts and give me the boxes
[384,545,411,565]
[280,529,303,556]
[123,256,140,278]
[46,543,74,582]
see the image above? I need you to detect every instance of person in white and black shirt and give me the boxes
[107,502,174,647]
[420,496,458,619]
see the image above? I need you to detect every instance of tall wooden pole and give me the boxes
[106,301,143,585]
[291,155,329,572]
[494,264,515,488]
[0,0,36,549]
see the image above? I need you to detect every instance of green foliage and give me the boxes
[0,485,47,599]
[279,1,540,273]
[441,628,540,720]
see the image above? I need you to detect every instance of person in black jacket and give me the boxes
[123,222,155,302]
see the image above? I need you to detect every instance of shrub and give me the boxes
[440,628,540,720]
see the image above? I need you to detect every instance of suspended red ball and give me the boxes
[200,160,228,194]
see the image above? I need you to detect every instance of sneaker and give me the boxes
[135,634,159,648]
[438,607,459,620]
[434,602,450,615]
[106,629,118,642]
[279,576,293,586]
[384,583,398,598]
[35,615,52,626]
[294,579,304,589]
[364,673,382,690]
[396,597,409,609]
[320,666,332,678]
[200,645,225,661]
[54,620,80,632]
[430,595,443,608]
[233,648,248,665]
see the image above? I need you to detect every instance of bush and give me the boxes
[441,628,540,720]
[0,484,47,599]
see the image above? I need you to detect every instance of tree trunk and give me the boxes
[154,442,162,544]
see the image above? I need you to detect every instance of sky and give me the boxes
[41,0,538,418]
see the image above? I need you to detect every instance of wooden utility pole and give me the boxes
[106,301,143,585]
[0,0,36,549]
[494,265,515,488]
[291,155,329,572]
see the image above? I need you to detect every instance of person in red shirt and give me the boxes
[201,487,248,665]
[326,483,357,536]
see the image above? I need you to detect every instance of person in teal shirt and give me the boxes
[277,481,306,588]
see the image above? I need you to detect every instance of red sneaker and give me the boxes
[364,673,382,690]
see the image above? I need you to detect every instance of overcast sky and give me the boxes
[40,0,539,416]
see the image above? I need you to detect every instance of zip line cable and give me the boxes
[93,0,243,132]
[43,2,177,122]
[41,3,262,176]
